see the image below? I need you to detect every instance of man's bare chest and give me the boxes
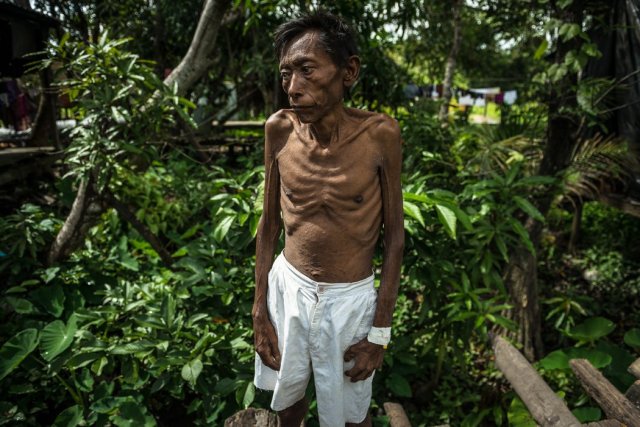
[277,137,381,206]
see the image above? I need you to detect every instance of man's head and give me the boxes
[274,11,359,70]
[274,12,361,123]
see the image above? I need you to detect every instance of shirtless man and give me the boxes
[252,12,404,427]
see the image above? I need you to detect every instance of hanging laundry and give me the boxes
[503,90,518,105]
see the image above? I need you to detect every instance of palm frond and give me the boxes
[562,134,636,205]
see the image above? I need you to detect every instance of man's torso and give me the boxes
[273,108,391,283]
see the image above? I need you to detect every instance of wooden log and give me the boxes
[569,359,640,427]
[583,420,623,427]
[383,402,411,427]
[629,358,640,380]
[224,408,278,427]
[626,379,640,408]
[492,336,580,426]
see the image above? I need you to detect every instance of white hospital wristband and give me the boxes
[367,327,391,347]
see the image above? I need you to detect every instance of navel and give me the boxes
[354,195,364,203]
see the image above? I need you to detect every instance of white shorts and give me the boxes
[254,253,377,426]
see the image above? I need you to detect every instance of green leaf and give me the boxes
[181,359,203,385]
[5,297,37,314]
[387,373,412,397]
[572,407,601,423]
[40,313,78,361]
[570,317,615,342]
[242,382,255,408]
[53,405,82,427]
[507,218,535,255]
[624,328,640,349]
[513,196,544,221]
[568,348,612,369]
[403,201,425,227]
[30,284,65,317]
[0,329,39,381]
[435,204,457,239]
[539,349,570,370]
[110,340,156,355]
[534,40,548,60]
[213,216,234,242]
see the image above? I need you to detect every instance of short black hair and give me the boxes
[274,11,359,68]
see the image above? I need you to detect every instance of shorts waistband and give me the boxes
[276,252,374,297]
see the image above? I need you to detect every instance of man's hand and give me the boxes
[253,314,281,371]
[344,338,385,382]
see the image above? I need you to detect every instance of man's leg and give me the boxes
[277,397,308,427]
[346,412,371,427]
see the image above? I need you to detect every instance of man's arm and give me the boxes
[345,115,404,382]
[253,111,289,371]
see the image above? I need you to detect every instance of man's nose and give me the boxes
[287,72,303,99]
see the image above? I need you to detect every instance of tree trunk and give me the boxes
[29,68,59,149]
[47,177,92,265]
[163,0,232,97]
[47,1,231,266]
[502,3,584,361]
[438,0,462,122]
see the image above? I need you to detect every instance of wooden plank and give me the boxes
[629,358,640,380]
[492,336,580,426]
[583,420,623,427]
[212,120,265,129]
[383,402,412,427]
[626,379,640,408]
[0,146,57,166]
[570,359,640,427]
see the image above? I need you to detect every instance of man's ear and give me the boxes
[343,55,361,88]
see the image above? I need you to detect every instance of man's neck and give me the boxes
[308,105,345,147]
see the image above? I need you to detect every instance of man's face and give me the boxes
[279,31,345,124]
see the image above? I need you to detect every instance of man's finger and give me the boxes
[344,348,354,362]
[269,339,281,370]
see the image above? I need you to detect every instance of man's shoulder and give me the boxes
[346,108,399,136]
[265,109,296,134]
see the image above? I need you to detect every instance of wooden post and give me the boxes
[492,336,580,426]
[626,379,640,408]
[629,358,640,379]
[383,402,412,427]
[569,359,640,427]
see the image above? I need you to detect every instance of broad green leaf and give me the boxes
[53,405,82,427]
[40,313,78,361]
[568,348,612,369]
[0,329,39,381]
[624,328,640,349]
[181,358,203,385]
[572,407,601,423]
[5,297,37,314]
[570,317,615,342]
[30,284,65,317]
[538,349,570,370]
[435,204,457,239]
[387,373,412,397]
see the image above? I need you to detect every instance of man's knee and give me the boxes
[277,397,308,427]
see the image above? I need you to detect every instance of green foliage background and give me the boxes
[1,0,640,426]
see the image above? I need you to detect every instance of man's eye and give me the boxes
[301,66,312,74]
[280,71,291,79]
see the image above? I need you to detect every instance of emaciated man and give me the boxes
[253,11,404,427]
